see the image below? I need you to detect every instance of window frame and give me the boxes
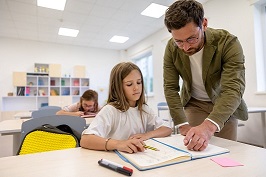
[132,51,154,97]
[253,0,266,92]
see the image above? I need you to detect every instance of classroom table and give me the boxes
[157,105,266,148]
[0,135,265,177]
[247,107,266,148]
[0,118,94,155]
[13,111,32,119]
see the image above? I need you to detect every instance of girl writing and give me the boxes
[56,89,99,118]
[80,62,172,153]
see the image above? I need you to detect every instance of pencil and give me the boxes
[143,145,160,151]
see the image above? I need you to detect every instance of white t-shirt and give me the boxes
[82,104,171,140]
[63,102,97,116]
[63,102,80,112]
[189,47,211,101]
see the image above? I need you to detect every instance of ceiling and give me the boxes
[0,0,209,50]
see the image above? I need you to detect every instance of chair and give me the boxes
[157,102,177,134]
[31,109,59,119]
[157,102,169,117]
[18,115,87,155]
[39,106,61,111]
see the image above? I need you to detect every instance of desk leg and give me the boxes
[13,133,21,155]
[261,112,266,148]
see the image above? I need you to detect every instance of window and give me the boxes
[132,52,154,96]
[253,0,266,92]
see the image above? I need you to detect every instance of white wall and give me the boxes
[0,37,121,109]
[126,0,266,146]
[126,29,171,112]
[1,0,265,157]
[0,38,122,157]
[204,0,266,147]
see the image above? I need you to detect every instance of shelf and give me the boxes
[4,66,89,111]
[34,63,49,74]
[8,77,90,110]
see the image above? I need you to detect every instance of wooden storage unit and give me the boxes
[13,72,27,86]
[73,65,86,78]
[48,96,72,108]
[49,64,61,77]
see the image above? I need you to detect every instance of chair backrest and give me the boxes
[19,115,86,146]
[31,109,59,119]
[39,106,61,111]
[18,115,86,155]
[157,102,169,116]
[157,102,176,133]
[157,102,168,108]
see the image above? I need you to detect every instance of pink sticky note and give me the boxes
[210,157,243,167]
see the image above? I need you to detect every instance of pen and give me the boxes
[144,145,160,151]
[98,159,133,176]
[101,158,133,173]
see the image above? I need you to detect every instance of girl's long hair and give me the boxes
[79,89,99,112]
[107,62,146,113]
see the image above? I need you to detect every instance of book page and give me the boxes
[81,114,95,118]
[154,134,229,159]
[118,139,190,169]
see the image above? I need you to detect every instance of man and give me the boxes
[163,0,248,151]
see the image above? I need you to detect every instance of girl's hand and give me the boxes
[129,133,150,141]
[75,111,84,117]
[116,139,145,153]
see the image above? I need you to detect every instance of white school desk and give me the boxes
[157,105,266,148]
[247,107,266,148]
[0,118,94,155]
[13,111,32,119]
[0,135,266,177]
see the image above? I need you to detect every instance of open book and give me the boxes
[81,114,95,118]
[115,134,229,171]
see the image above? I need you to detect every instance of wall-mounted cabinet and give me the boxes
[73,65,86,78]
[34,63,61,77]
[34,63,49,74]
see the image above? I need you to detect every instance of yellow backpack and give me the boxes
[17,124,79,155]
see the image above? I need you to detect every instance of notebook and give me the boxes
[81,114,95,118]
[115,134,229,171]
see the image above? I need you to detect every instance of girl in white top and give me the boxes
[81,62,172,153]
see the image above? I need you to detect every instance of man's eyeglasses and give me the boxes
[173,28,201,47]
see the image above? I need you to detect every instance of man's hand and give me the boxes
[178,124,192,135]
[183,120,217,151]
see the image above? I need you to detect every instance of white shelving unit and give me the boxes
[2,64,89,111]
[2,74,90,111]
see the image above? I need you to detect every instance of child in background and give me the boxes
[56,89,99,118]
[80,62,172,153]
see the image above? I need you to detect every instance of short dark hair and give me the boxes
[164,0,204,32]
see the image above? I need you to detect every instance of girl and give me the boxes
[56,89,99,118]
[80,62,172,153]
